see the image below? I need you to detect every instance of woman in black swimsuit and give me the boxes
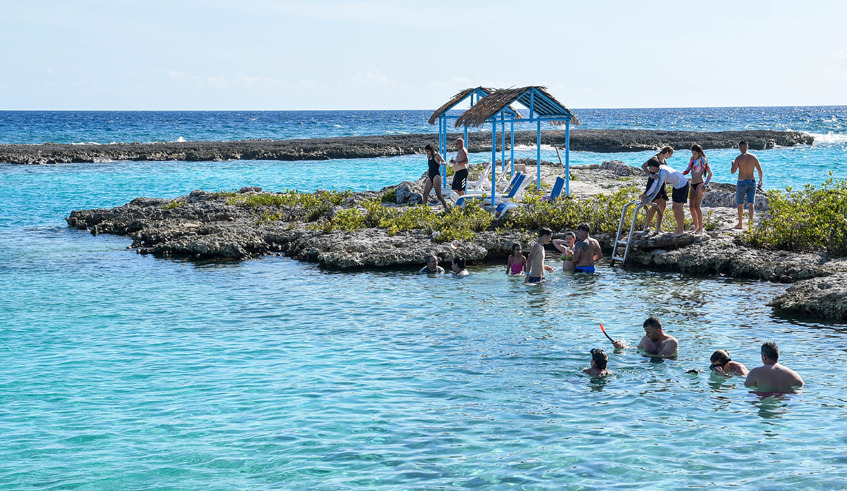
[423,144,449,208]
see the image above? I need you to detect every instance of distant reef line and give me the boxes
[0,129,814,165]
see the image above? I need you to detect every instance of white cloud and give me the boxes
[351,68,393,87]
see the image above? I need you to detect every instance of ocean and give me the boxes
[2,107,847,489]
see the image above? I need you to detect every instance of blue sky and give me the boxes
[1,0,845,110]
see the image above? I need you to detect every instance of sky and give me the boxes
[1,0,845,110]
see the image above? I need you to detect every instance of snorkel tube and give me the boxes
[599,324,614,343]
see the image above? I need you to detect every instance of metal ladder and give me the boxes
[610,200,660,267]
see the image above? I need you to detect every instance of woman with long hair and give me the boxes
[423,143,449,208]
[683,143,713,234]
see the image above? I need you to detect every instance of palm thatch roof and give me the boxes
[454,86,579,128]
[427,87,494,125]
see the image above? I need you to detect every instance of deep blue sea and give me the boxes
[2,108,847,489]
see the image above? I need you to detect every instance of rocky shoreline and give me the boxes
[3,129,813,165]
[65,160,846,321]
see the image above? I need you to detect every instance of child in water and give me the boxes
[506,243,527,275]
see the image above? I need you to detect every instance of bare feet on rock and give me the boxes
[672,230,686,237]
[734,223,744,229]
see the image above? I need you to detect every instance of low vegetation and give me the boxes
[743,176,847,256]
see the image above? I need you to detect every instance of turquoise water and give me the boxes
[3,157,847,489]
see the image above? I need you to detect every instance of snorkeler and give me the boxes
[584,348,610,377]
[709,349,748,376]
[612,316,678,358]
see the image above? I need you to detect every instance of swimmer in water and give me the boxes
[709,349,748,376]
[612,316,678,358]
[584,348,610,377]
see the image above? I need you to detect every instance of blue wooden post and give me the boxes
[536,119,542,190]
[500,114,505,174]
[491,120,497,207]
[565,119,571,197]
[510,120,515,177]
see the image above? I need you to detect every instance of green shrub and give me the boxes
[162,200,186,209]
[380,188,397,203]
[743,176,847,256]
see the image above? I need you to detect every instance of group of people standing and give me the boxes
[639,140,764,236]
[507,224,603,283]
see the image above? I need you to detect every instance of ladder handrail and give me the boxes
[611,199,660,267]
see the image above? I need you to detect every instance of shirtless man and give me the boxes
[744,342,804,392]
[449,138,469,197]
[730,140,764,229]
[640,146,673,234]
[525,227,554,284]
[612,316,678,358]
[571,223,603,273]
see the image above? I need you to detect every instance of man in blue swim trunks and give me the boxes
[571,223,602,273]
[731,140,763,229]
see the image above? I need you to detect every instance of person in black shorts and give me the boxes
[640,146,673,234]
[449,138,469,196]
[423,144,449,208]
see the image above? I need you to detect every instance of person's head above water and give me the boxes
[590,348,608,370]
[565,231,576,246]
[710,349,731,369]
[642,316,664,340]
[424,254,438,268]
[452,256,466,270]
[761,341,779,362]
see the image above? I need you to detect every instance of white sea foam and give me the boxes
[809,132,847,145]
[513,144,559,151]
[175,136,186,142]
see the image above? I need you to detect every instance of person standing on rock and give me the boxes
[640,146,674,234]
[571,224,602,273]
[745,342,804,392]
[525,228,554,284]
[683,144,713,234]
[423,144,449,208]
[450,138,469,197]
[731,140,764,229]
[640,159,690,237]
